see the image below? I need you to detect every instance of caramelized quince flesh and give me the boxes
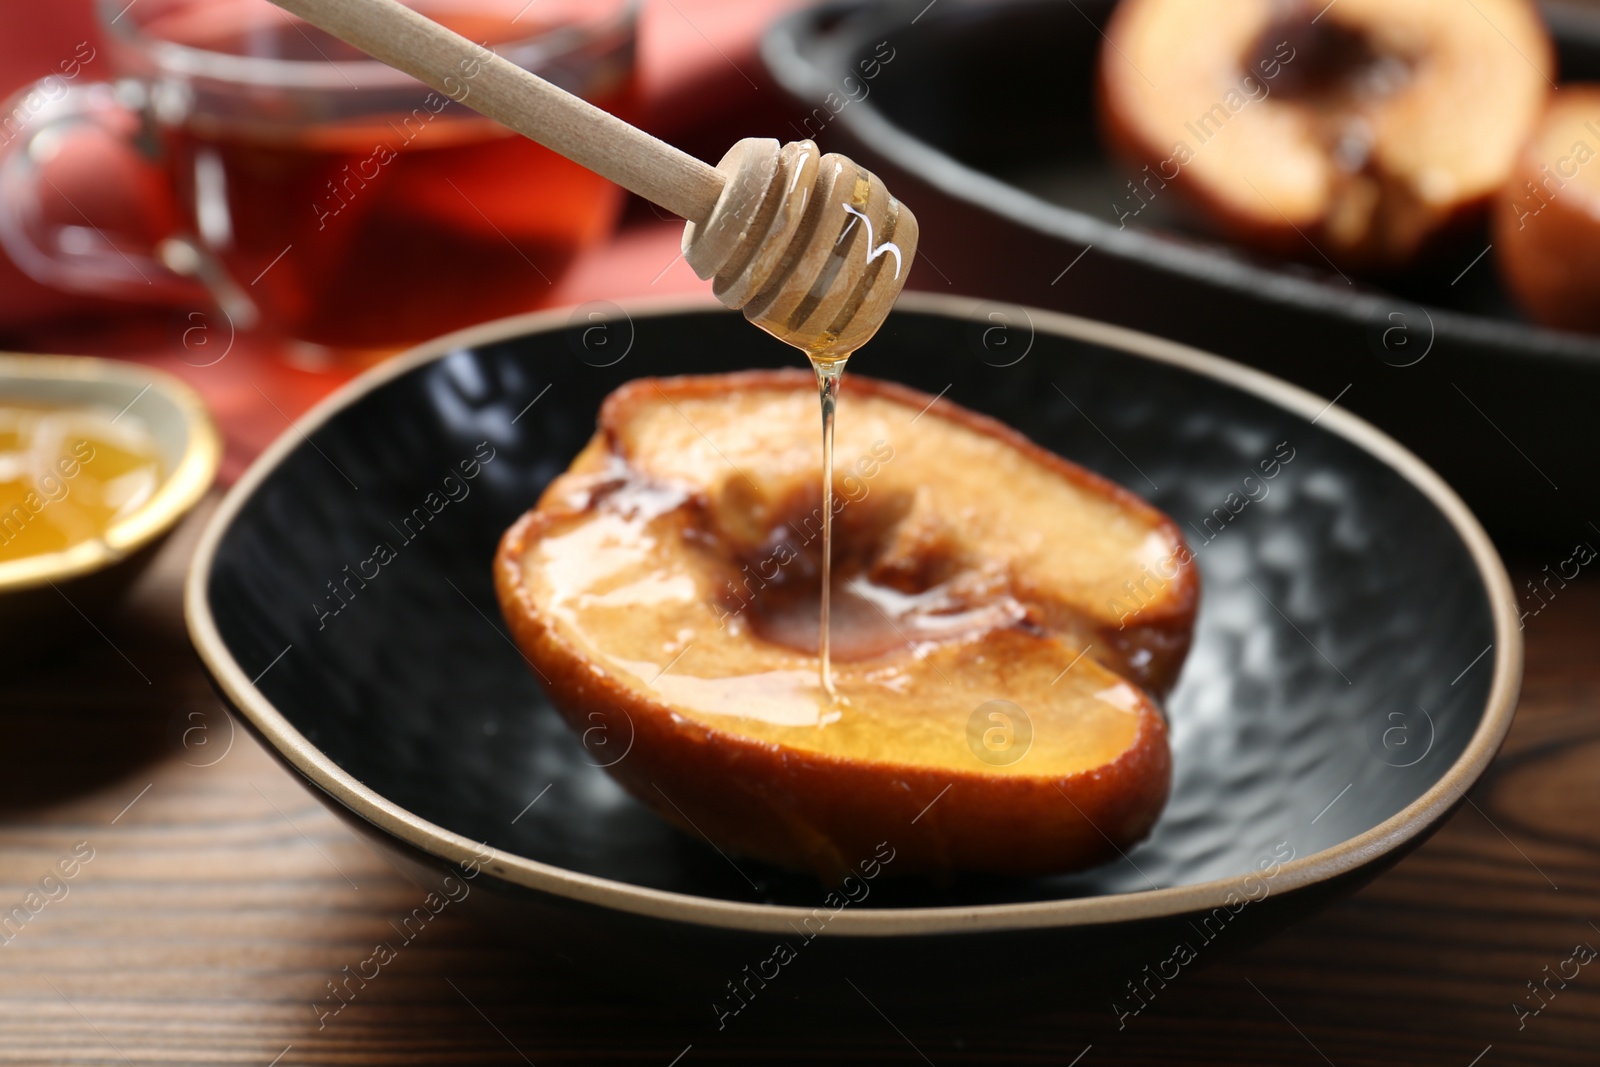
[496,371,1196,877]
[1100,0,1552,269]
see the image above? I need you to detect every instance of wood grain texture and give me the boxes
[1,497,1596,1065]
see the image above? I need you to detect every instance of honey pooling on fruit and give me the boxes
[0,404,163,564]
[496,371,1194,878]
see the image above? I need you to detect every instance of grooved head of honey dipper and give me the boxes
[682,138,919,359]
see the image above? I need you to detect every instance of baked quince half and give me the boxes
[1493,86,1600,333]
[495,372,1198,879]
[1099,0,1552,271]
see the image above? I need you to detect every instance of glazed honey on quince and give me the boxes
[149,1,635,351]
[0,405,163,563]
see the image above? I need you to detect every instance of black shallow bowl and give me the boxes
[762,0,1600,547]
[185,296,1519,1016]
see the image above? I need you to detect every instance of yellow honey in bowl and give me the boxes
[0,403,164,564]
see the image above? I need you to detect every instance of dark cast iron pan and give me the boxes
[762,0,1600,549]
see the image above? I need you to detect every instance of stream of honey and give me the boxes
[810,353,848,697]
[767,312,889,698]
[744,163,906,698]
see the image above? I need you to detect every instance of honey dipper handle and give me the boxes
[268,0,726,222]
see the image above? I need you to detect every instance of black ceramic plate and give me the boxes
[186,296,1519,1012]
[762,0,1600,546]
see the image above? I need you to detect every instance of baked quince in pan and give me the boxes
[1494,86,1600,333]
[1100,0,1552,271]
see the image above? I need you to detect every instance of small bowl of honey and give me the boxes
[0,354,219,644]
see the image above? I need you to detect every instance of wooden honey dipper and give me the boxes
[268,0,919,357]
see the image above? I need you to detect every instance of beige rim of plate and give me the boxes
[184,292,1523,937]
[0,353,220,594]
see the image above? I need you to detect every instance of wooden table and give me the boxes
[2,499,1596,1066]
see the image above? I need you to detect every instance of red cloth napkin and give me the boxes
[0,0,809,482]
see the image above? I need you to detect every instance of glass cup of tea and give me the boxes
[0,0,637,360]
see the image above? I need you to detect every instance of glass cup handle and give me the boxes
[0,77,214,307]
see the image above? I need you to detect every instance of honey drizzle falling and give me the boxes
[746,164,893,700]
[811,353,847,698]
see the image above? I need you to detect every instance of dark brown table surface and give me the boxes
[2,498,1596,1066]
